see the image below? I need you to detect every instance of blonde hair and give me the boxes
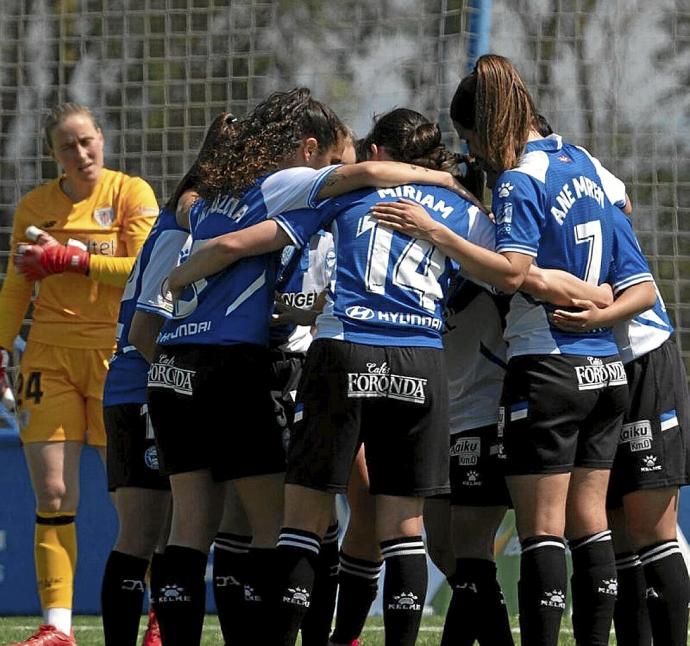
[43,102,101,149]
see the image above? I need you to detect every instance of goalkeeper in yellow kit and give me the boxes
[0,103,158,646]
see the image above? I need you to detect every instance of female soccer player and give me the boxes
[552,208,690,646]
[99,111,234,646]
[148,89,471,646]
[167,106,616,646]
[370,55,657,646]
[0,103,158,646]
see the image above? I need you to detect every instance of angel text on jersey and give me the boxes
[550,176,606,224]
[281,291,317,308]
[347,362,427,404]
[377,186,454,219]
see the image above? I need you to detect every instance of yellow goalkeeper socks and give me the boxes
[35,511,77,614]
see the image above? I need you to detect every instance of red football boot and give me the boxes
[141,608,162,646]
[8,625,77,645]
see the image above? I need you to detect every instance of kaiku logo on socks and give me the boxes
[597,579,618,596]
[388,592,421,611]
[158,584,191,603]
[540,589,566,609]
[283,587,311,607]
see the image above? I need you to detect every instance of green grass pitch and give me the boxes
[0,615,587,645]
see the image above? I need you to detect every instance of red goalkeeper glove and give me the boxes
[0,347,15,413]
[14,226,90,281]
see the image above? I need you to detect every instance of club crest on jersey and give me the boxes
[281,246,296,267]
[497,202,513,225]
[620,420,652,452]
[93,206,115,227]
[347,362,427,404]
[574,357,627,391]
[558,154,572,163]
[450,436,480,465]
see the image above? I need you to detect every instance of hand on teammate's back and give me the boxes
[14,226,90,281]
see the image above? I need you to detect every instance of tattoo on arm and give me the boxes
[323,173,343,188]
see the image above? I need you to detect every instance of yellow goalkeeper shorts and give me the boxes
[17,340,112,446]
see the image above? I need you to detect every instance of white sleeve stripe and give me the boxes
[613,273,654,294]
[495,244,539,257]
[274,216,305,248]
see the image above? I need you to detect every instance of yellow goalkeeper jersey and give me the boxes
[0,168,159,350]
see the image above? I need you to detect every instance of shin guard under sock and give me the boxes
[569,531,617,646]
[639,540,690,646]
[330,551,383,643]
[381,536,427,646]
[154,545,207,646]
[518,535,567,646]
[101,550,149,646]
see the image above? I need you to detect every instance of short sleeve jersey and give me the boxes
[494,134,620,358]
[275,183,493,348]
[610,209,671,363]
[157,165,339,347]
[270,230,336,354]
[104,206,191,406]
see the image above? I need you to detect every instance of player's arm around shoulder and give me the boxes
[89,174,159,287]
[370,197,528,293]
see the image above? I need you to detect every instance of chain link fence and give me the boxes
[0,0,688,375]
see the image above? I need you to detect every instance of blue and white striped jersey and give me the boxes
[610,209,672,363]
[270,230,335,353]
[158,165,339,347]
[275,183,494,348]
[104,206,191,406]
[494,134,623,358]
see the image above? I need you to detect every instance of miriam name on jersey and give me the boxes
[274,183,494,348]
[494,134,626,358]
[104,206,191,406]
[609,208,672,363]
[157,165,339,347]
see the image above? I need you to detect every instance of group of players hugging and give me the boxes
[0,53,688,646]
